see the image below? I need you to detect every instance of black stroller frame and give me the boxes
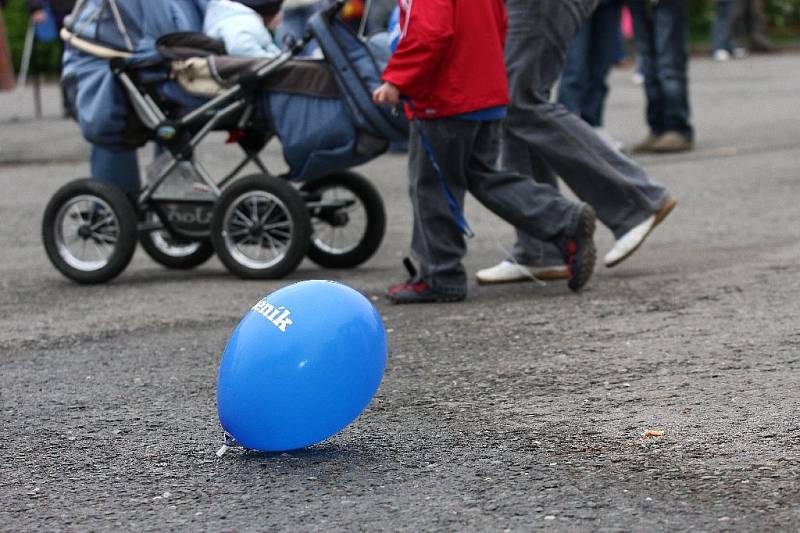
[43,0,389,283]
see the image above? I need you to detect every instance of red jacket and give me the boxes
[382,0,509,119]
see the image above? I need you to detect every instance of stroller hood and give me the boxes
[265,13,409,182]
[308,12,408,144]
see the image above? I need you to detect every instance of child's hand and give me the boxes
[372,82,400,105]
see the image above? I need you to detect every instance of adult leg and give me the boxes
[465,121,582,243]
[556,14,592,119]
[477,0,673,283]
[747,0,772,51]
[90,145,141,194]
[468,121,596,291]
[712,0,735,54]
[581,0,623,128]
[652,0,693,140]
[505,0,668,239]
[627,0,666,138]
[730,0,748,46]
[503,0,589,275]
[504,48,565,271]
[504,134,565,268]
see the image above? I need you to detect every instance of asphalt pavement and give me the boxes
[1,53,799,532]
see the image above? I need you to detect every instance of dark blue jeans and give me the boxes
[713,0,737,52]
[557,0,623,128]
[626,0,693,139]
[91,145,140,194]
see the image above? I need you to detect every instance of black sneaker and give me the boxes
[385,259,466,304]
[560,205,597,292]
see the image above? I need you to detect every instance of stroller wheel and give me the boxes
[210,174,310,279]
[139,212,215,270]
[42,179,138,284]
[301,172,386,269]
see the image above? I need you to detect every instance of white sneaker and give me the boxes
[593,127,625,152]
[605,197,677,268]
[476,260,568,284]
[713,49,731,61]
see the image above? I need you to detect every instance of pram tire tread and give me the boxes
[302,172,386,269]
[210,174,311,280]
[42,179,138,284]
[139,232,215,270]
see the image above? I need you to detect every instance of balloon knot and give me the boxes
[216,432,239,457]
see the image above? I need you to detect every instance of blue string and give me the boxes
[403,99,475,238]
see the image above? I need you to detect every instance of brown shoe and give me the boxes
[632,132,661,153]
[649,131,694,153]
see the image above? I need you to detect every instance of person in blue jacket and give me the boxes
[93,0,285,195]
[86,0,210,194]
[28,0,76,115]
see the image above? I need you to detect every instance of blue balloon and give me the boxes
[217,280,387,452]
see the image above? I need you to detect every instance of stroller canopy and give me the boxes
[65,0,209,53]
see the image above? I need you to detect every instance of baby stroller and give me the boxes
[42,0,407,283]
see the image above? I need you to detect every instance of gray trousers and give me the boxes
[409,119,582,295]
[504,0,670,266]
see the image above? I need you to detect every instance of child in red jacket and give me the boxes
[373,0,597,303]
